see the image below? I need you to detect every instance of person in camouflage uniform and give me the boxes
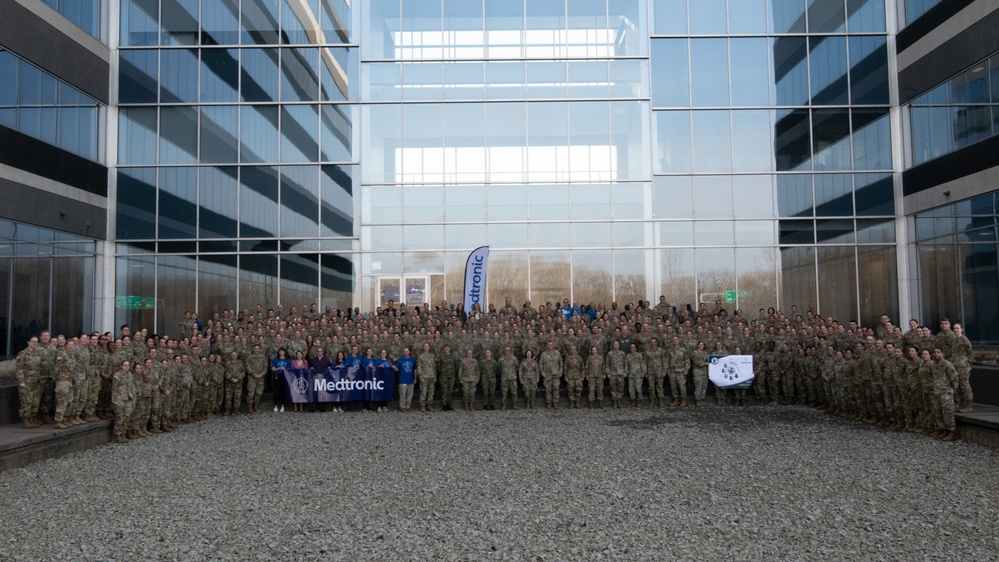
[416,343,438,412]
[480,349,498,410]
[130,359,152,439]
[15,336,42,428]
[625,343,647,407]
[84,335,105,422]
[244,344,268,413]
[645,338,668,408]
[458,349,480,411]
[927,348,958,441]
[585,345,605,408]
[563,346,584,408]
[605,340,627,408]
[518,349,540,409]
[951,323,974,412]
[498,346,519,410]
[52,341,77,430]
[539,341,563,409]
[690,341,709,407]
[36,330,57,424]
[148,358,167,433]
[224,351,245,415]
[437,344,458,411]
[111,360,135,443]
[69,334,91,424]
[668,336,690,408]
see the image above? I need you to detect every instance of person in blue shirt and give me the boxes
[371,348,393,412]
[345,345,363,412]
[270,347,290,413]
[394,347,416,412]
[360,347,377,412]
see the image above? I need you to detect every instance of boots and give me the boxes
[680,399,687,408]
[941,431,956,441]
[115,433,129,444]
[670,398,679,407]
[695,400,704,407]
[54,421,70,429]
[41,414,55,424]
[70,416,85,426]
[957,403,974,413]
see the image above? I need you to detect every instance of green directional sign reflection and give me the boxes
[115,295,155,309]
[724,290,748,303]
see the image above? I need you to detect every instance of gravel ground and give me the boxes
[1,405,997,561]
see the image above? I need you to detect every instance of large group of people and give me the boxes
[13,296,975,443]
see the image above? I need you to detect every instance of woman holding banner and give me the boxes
[290,351,308,413]
[270,347,290,413]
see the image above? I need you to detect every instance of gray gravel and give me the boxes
[1,406,997,561]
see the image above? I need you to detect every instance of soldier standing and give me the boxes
[539,341,564,409]
[111,360,135,443]
[498,346,519,410]
[518,349,540,409]
[224,351,245,415]
[625,343,647,407]
[563,346,584,409]
[951,323,974,412]
[437,344,458,411]
[690,341,709,407]
[52,341,77,430]
[480,349,499,410]
[605,341,627,408]
[15,337,42,428]
[669,336,690,408]
[459,349,480,411]
[645,338,668,408]
[927,348,958,441]
[244,344,268,413]
[416,343,438,412]
[585,346,605,408]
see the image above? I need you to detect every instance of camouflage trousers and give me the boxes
[500,378,517,405]
[54,380,74,423]
[246,376,265,406]
[481,375,497,407]
[419,377,436,409]
[693,368,708,401]
[955,363,973,407]
[767,372,781,404]
[782,373,797,403]
[934,390,956,431]
[627,375,643,401]
[648,374,666,400]
[97,377,113,416]
[565,378,583,402]
[150,392,163,427]
[39,377,55,418]
[587,378,604,402]
[112,400,134,436]
[461,381,477,402]
[543,376,560,404]
[866,385,885,420]
[224,382,242,413]
[179,387,191,419]
[522,379,539,406]
[132,396,151,431]
[439,374,455,405]
[753,371,768,403]
[18,377,40,419]
[608,376,625,400]
[669,371,687,400]
[71,375,87,418]
[84,372,102,417]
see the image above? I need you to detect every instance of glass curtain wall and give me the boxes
[115,0,358,336]
[0,219,97,359]
[913,192,999,345]
[359,0,896,324]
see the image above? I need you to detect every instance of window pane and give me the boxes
[689,0,727,34]
[239,166,279,238]
[730,38,771,107]
[160,48,198,103]
[119,107,157,165]
[780,246,816,312]
[691,39,729,107]
[200,105,238,163]
[652,0,687,35]
[651,39,689,107]
[119,49,158,103]
[852,108,891,170]
[280,166,320,238]
[774,37,808,106]
[807,0,845,33]
[731,110,773,172]
[691,110,731,172]
[848,35,889,105]
[200,48,239,102]
[240,105,279,163]
[158,167,197,239]
[199,167,238,238]
[241,48,279,102]
[654,111,691,173]
[809,36,848,105]
[812,108,851,171]
[202,0,240,45]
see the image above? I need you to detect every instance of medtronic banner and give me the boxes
[463,246,489,314]
[708,355,755,389]
[283,366,396,403]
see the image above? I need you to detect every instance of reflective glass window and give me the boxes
[121,0,158,47]
[814,174,853,216]
[695,248,735,299]
[281,0,320,44]
[690,39,729,107]
[651,39,689,107]
[119,107,157,164]
[160,48,198,103]
[653,0,687,35]
[360,104,400,183]
[200,105,238,163]
[363,185,402,224]
[199,166,238,238]
[732,110,773,173]
[691,111,732,173]
[404,185,444,222]
[777,174,813,217]
[488,185,528,220]
[446,185,486,222]
[485,103,526,182]
[609,59,647,99]
[119,49,158,103]
[281,48,320,102]
[443,103,485,183]
[447,224,486,249]
[735,221,776,245]
[239,166,279,238]
[568,61,609,99]
[159,106,198,164]
[774,108,811,171]
[855,219,895,244]
[848,35,889,105]
[815,219,855,244]
[365,62,402,101]
[404,225,444,250]
[847,0,886,33]
[659,248,695,305]
[161,0,199,45]
[571,184,612,220]
[693,175,733,219]
[732,175,777,219]
[654,111,691,173]
[729,0,769,33]
[403,62,443,101]
[779,219,815,244]
[241,48,280,102]
[158,167,198,239]
[770,0,807,33]
[117,167,157,239]
[854,172,893,216]
[809,36,848,106]
[321,105,354,163]
[401,103,443,183]
[443,62,484,100]
[568,101,608,182]
[773,37,809,106]
[730,38,771,107]
[653,176,693,219]
[527,61,567,100]
[240,105,279,163]
[611,101,652,181]
[362,0,400,59]
[530,185,570,220]
[658,221,693,245]
[852,108,891,170]
[570,221,611,247]
[484,62,525,100]
[444,0,483,59]
[807,0,845,33]
[689,0,727,34]
[281,105,320,163]
[201,48,239,102]
[241,0,281,45]
[531,223,570,248]
[528,102,568,182]
[202,0,240,45]
[610,0,648,56]
[812,108,851,171]
[613,183,647,219]
[281,166,320,238]
[320,165,354,237]
[613,222,646,247]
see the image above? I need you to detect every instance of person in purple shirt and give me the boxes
[394,347,416,413]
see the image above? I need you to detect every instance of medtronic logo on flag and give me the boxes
[708,355,754,389]
[463,246,489,313]
[284,366,395,403]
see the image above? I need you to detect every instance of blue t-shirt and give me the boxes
[346,354,363,368]
[396,356,416,385]
[271,357,291,375]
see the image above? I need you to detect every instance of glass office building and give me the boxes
[112,0,899,332]
[7,0,999,356]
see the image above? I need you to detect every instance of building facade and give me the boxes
[1,0,998,356]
